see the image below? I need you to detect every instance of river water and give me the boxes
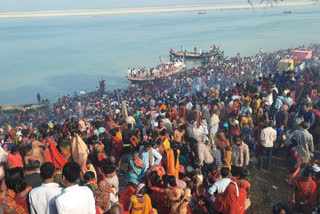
[0,3,319,104]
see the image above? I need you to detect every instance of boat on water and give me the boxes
[126,61,186,83]
[283,11,292,14]
[0,104,49,114]
[170,49,220,59]
[197,10,207,15]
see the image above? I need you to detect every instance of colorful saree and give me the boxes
[128,156,145,185]
[0,186,32,214]
[60,139,71,161]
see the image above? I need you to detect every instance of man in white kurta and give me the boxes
[55,162,95,214]
[29,162,62,214]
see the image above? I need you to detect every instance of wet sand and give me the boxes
[0,1,318,19]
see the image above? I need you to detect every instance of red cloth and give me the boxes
[119,186,135,211]
[48,139,67,169]
[213,182,240,214]
[44,150,53,163]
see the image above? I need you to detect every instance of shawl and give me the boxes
[0,186,32,214]
[94,179,111,213]
[49,139,67,169]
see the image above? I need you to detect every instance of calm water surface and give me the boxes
[0,4,319,104]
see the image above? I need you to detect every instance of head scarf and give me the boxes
[135,183,145,197]
[94,179,111,212]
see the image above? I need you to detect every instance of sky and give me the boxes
[0,0,305,12]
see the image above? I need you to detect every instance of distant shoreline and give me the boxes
[0,1,318,19]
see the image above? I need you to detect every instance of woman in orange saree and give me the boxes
[165,145,180,179]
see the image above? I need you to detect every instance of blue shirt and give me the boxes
[273,97,283,110]
[140,148,162,169]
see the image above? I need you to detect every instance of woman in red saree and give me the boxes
[111,128,124,158]
[231,169,250,214]
[291,166,317,213]
[212,181,240,214]
[150,186,170,214]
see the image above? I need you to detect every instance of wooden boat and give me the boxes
[283,11,292,14]
[126,61,186,83]
[0,104,49,114]
[197,10,207,15]
[170,49,219,59]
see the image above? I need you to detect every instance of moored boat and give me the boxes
[126,61,186,83]
[170,49,219,59]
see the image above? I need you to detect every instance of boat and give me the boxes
[126,61,186,83]
[170,49,220,60]
[283,11,292,14]
[0,104,49,114]
[197,10,207,15]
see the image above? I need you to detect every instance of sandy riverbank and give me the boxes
[0,1,318,19]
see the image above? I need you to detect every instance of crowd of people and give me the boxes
[0,43,320,214]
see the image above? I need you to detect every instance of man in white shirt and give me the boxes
[55,162,96,214]
[259,122,277,170]
[29,162,62,214]
[208,167,231,195]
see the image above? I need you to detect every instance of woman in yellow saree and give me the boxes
[128,183,154,214]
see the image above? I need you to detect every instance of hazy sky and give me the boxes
[0,0,303,12]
